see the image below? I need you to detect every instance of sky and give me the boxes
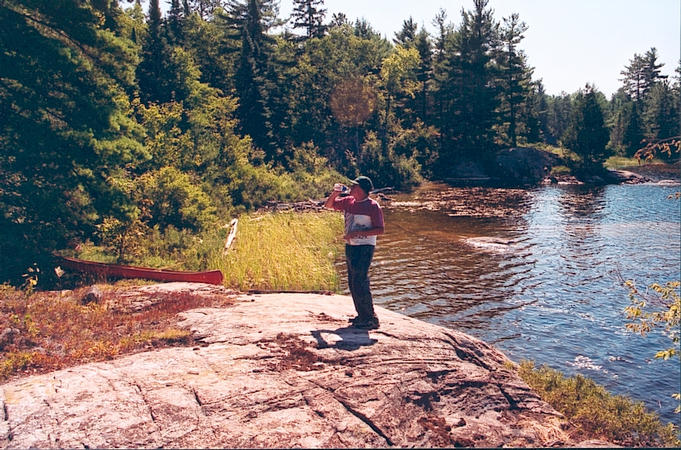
[276,0,680,98]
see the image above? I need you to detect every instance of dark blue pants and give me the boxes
[345,244,376,321]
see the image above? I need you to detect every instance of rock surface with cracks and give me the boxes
[1,285,600,448]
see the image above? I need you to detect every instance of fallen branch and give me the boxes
[223,218,238,255]
[259,199,325,212]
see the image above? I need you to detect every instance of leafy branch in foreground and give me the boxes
[624,138,681,414]
[634,136,681,162]
[623,277,681,413]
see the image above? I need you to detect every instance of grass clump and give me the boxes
[604,155,664,169]
[533,143,580,162]
[550,165,572,176]
[516,360,680,447]
[207,211,345,291]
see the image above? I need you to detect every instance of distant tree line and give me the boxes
[1,0,679,282]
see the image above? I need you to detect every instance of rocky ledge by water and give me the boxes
[445,147,677,187]
[1,283,609,448]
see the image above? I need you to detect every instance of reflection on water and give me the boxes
[337,182,681,424]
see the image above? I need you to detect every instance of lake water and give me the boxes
[338,181,681,425]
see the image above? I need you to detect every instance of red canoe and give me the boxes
[56,256,224,285]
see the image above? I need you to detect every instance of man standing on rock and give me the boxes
[324,176,384,329]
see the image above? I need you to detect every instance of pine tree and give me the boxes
[431,8,450,64]
[562,85,611,170]
[290,0,327,40]
[414,28,433,123]
[608,89,643,156]
[183,9,237,94]
[430,8,453,153]
[622,101,645,156]
[136,0,173,103]
[620,48,667,103]
[394,17,417,47]
[438,0,500,160]
[186,0,223,19]
[497,13,533,147]
[329,12,349,28]
[642,48,667,89]
[529,80,550,144]
[644,80,679,142]
[225,0,280,157]
[166,0,185,46]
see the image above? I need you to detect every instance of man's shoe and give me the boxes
[353,318,379,330]
[348,316,360,324]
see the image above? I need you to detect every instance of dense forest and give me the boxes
[1,0,679,283]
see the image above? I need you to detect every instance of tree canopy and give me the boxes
[0,0,678,282]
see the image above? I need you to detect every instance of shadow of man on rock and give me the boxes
[311,326,377,351]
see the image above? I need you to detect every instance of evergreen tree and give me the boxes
[620,47,667,103]
[520,80,543,143]
[354,18,382,40]
[497,13,533,147]
[329,12,349,28]
[438,0,500,161]
[642,48,667,89]
[0,0,146,280]
[430,8,454,152]
[290,0,327,40]
[622,101,645,156]
[184,10,237,94]
[431,8,450,64]
[529,80,550,144]
[608,90,634,155]
[166,0,186,46]
[225,0,280,157]
[620,53,646,101]
[414,28,433,123]
[644,80,679,142]
[186,0,223,19]
[136,0,173,103]
[394,17,417,47]
[562,85,611,170]
[545,93,573,145]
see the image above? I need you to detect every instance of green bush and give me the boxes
[355,131,422,189]
[392,121,440,178]
[286,142,345,199]
[137,166,217,232]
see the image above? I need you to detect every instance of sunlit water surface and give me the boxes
[337,182,681,424]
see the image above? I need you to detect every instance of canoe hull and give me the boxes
[56,256,224,285]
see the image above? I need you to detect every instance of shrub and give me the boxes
[517,360,680,447]
[0,284,234,381]
[286,142,344,199]
[136,166,217,232]
[355,131,422,189]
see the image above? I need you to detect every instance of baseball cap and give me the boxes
[351,175,374,194]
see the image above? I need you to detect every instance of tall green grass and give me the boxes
[206,211,345,291]
[69,211,345,292]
